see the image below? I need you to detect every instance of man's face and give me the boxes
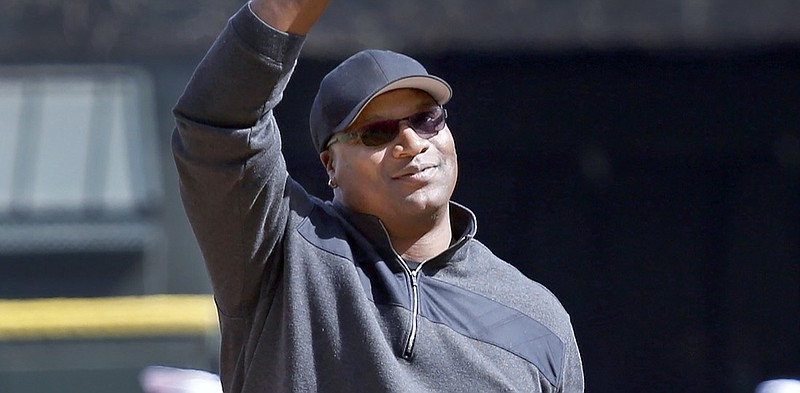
[321,88,458,224]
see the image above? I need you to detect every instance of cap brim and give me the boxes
[333,75,452,135]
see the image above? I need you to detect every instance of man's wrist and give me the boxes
[233,4,306,64]
[248,0,329,35]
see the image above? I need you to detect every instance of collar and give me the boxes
[331,201,477,263]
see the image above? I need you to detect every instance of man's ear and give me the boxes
[319,150,335,178]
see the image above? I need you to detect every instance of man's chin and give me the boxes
[396,192,450,215]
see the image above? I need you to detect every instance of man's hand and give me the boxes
[250,0,330,35]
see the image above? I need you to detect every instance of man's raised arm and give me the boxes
[172,0,329,317]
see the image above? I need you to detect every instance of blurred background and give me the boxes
[0,0,798,392]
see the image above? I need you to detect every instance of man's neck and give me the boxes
[384,209,452,262]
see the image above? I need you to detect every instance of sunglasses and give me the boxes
[326,106,447,148]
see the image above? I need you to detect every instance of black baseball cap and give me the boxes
[309,49,452,152]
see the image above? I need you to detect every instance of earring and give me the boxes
[327,178,338,189]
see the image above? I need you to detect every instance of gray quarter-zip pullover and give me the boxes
[172,5,584,393]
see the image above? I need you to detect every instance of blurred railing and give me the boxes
[0,295,220,393]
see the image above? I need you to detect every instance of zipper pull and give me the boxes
[409,268,419,286]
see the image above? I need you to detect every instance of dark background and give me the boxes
[278,49,800,393]
[2,1,798,392]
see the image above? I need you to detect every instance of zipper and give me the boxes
[402,264,422,359]
[377,221,424,360]
[376,219,475,360]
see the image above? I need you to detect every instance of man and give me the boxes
[172,0,584,392]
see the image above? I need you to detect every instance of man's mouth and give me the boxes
[394,165,437,181]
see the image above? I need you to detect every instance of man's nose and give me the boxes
[392,122,429,157]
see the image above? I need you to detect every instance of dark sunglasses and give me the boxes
[326,106,447,148]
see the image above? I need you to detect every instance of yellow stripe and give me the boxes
[0,295,219,341]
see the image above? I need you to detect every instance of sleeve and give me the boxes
[171,5,306,317]
[559,318,585,393]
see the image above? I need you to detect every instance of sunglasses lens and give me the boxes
[360,122,400,146]
[409,107,445,135]
[356,107,446,147]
